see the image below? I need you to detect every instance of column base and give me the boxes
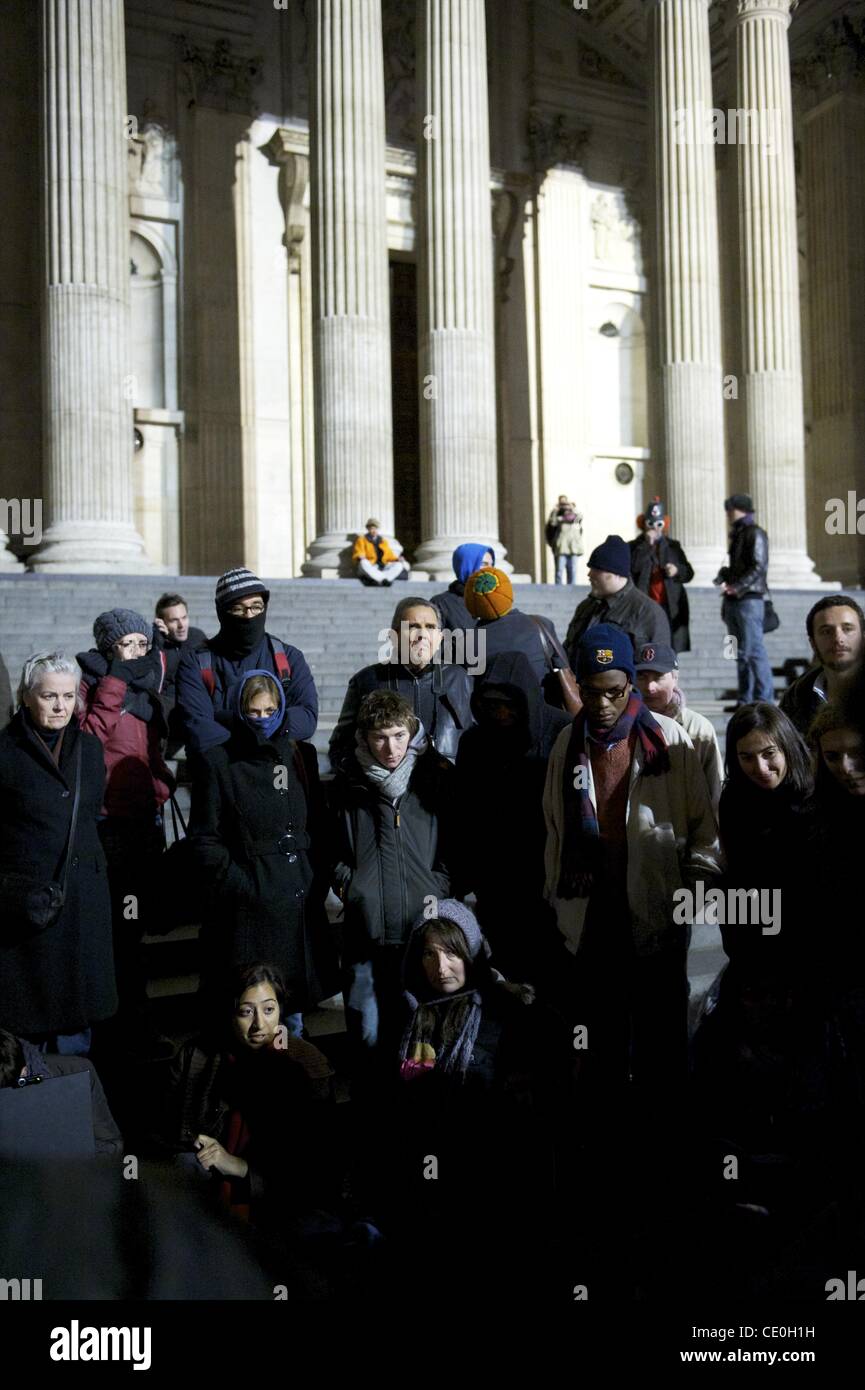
[302,533,362,579]
[680,545,731,588]
[28,521,155,573]
[411,535,509,584]
[767,548,829,589]
[0,533,25,570]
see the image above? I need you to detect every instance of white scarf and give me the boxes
[354,724,429,802]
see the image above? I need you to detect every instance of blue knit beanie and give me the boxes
[575,622,636,682]
[93,608,153,656]
[586,534,631,579]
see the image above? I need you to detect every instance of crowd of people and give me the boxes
[1,496,864,1300]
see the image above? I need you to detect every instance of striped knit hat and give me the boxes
[214,568,270,615]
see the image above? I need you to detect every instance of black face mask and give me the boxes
[217,610,268,657]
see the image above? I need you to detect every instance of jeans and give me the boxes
[27,1029,92,1057]
[723,595,774,703]
[556,554,578,585]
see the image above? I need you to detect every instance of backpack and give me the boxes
[196,639,292,701]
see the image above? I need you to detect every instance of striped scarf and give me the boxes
[556,691,669,900]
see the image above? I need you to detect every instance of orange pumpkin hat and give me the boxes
[464,566,514,621]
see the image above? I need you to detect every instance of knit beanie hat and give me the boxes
[464,567,514,621]
[407,897,485,960]
[724,493,754,513]
[214,568,270,615]
[575,622,636,682]
[586,534,631,579]
[93,608,153,656]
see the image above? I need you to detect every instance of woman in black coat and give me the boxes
[188,671,336,1030]
[0,652,116,1048]
[629,500,694,653]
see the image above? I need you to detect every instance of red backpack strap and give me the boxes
[196,648,216,699]
[270,638,291,683]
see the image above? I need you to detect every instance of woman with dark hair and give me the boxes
[328,595,474,772]
[353,901,567,1283]
[150,962,336,1230]
[717,701,814,987]
[188,671,336,1034]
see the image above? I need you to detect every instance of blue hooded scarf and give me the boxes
[232,668,286,740]
[452,543,496,585]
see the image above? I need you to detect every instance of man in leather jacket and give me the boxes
[328,597,474,773]
[714,494,774,704]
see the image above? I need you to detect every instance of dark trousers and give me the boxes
[98,815,165,1030]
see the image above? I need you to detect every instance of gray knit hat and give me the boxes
[93,608,153,656]
[214,568,270,615]
[407,897,485,959]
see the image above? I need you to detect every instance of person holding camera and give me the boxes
[545,495,584,585]
[628,497,694,653]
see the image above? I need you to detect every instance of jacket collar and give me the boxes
[12,707,78,785]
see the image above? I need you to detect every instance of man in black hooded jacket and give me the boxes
[455,650,571,982]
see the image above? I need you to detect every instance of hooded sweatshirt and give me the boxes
[431,543,496,637]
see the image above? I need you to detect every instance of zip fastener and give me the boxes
[394,797,407,939]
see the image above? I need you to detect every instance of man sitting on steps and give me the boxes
[352,519,410,587]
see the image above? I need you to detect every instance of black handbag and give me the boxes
[763,596,781,633]
[0,740,82,935]
[156,792,202,934]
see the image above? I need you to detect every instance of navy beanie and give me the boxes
[93,608,153,656]
[575,622,636,682]
[587,534,630,579]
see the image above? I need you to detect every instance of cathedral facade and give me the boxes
[0,0,862,584]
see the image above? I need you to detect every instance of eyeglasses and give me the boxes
[228,600,266,617]
[580,685,629,703]
[115,637,150,654]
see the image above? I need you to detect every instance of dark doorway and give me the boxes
[389,259,421,563]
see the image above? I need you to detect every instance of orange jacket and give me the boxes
[352,533,400,566]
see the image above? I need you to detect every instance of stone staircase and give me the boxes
[2,574,859,1051]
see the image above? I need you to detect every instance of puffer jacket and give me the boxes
[77,651,173,818]
[330,746,456,953]
[329,660,474,771]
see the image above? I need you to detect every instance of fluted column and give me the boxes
[647,0,726,584]
[728,0,818,585]
[413,0,506,580]
[32,0,150,572]
[304,0,393,578]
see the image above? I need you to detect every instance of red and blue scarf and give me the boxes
[556,691,670,900]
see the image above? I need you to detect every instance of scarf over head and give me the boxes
[452,543,496,585]
[556,690,670,900]
[232,668,287,741]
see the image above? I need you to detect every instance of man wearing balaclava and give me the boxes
[174,567,318,757]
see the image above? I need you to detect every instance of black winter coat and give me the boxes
[430,583,478,639]
[330,750,455,954]
[0,711,116,1034]
[565,577,672,668]
[188,727,337,1011]
[716,518,769,599]
[629,535,694,653]
[476,609,564,687]
[329,661,474,772]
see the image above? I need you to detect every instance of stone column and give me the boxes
[413,0,506,580]
[647,0,727,584]
[728,0,818,585]
[305,0,393,577]
[800,86,865,586]
[32,0,150,571]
